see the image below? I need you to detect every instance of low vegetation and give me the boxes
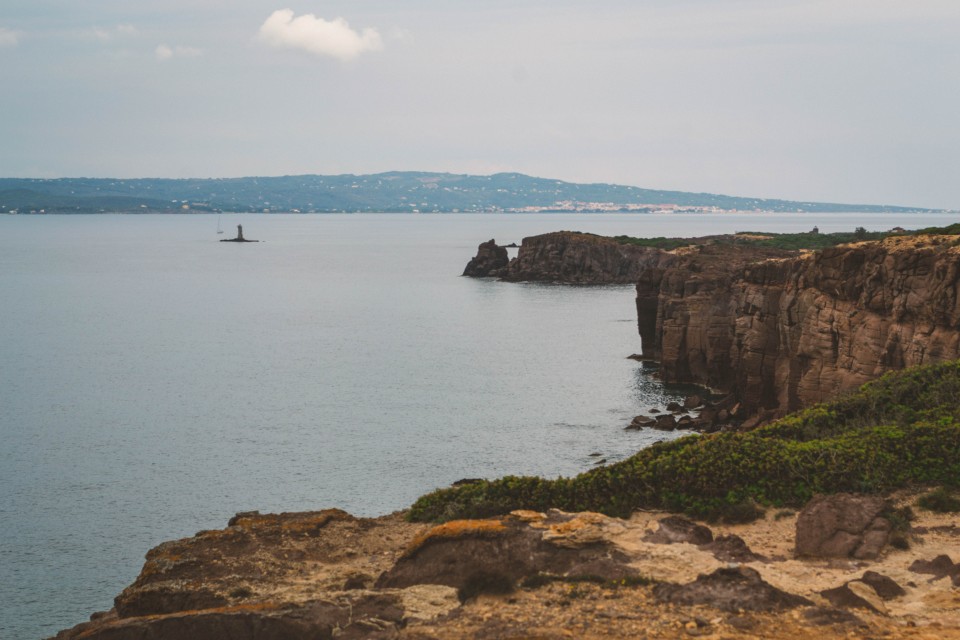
[408,360,960,523]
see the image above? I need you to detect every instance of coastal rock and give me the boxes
[462,239,509,277]
[652,566,812,612]
[56,594,406,640]
[795,494,890,559]
[653,414,677,430]
[637,236,960,417]
[478,231,674,284]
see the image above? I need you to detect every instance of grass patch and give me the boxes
[918,487,960,513]
[409,361,960,523]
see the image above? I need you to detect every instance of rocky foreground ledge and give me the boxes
[54,493,960,639]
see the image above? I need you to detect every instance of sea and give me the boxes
[1,211,955,639]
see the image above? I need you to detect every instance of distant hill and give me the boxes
[0,172,942,214]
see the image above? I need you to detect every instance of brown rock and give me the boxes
[683,395,704,409]
[643,516,714,545]
[58,595,405,640]
[908,554,959,580]
[462,239,509,277]
[653,566,812,612]
[495,231,674,284]
[700,534,765,563]
[653,414,677,430]
[666,401,684,413]
[635,236,960,417]
[859,571,906,599]
[795,494,890,559]
[376,512,638,600]
[820,582,882,613]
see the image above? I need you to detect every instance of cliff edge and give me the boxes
[640,235,960,418]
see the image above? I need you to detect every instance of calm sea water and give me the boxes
[1,212,955,639]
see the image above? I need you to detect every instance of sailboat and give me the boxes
[216,215,224,234]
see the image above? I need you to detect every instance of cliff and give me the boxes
[465,232,672,284]
[639,235,960,418]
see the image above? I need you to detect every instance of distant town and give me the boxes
[0,172,944,215]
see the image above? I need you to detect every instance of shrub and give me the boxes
[917,488,960,513]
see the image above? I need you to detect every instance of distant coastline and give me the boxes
[0,172,945,215]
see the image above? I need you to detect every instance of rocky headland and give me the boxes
[54,492,960,639]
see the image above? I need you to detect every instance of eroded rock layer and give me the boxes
[638,235,960,417]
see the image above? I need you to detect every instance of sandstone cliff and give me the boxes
[639,235,960,418]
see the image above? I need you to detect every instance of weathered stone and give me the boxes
[795,494,890,559]
[820,581,883,613]
[859,571,906,600]
[908,554,959,580]
[683,395,704,409]
[700,534,764,563]
[653,566,812,612]
[666,401,684,413]
[376,512,638,598]
[636,236,960,418]
[489,231,673,284]
[462,239,509,277]
[643,516,713,546]
[653,414,677,430]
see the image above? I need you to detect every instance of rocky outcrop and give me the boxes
[376,511,638,599]
[462,239,508,277]
[795,494,891,559]
[638,236,960,418]
[653,566,812,612]
[52,504,960,639]
[464,232,673,283]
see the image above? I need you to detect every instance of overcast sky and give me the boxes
[2,1,958,208]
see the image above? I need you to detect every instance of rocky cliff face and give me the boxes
[465,232,672,284]
[639,235,960,418]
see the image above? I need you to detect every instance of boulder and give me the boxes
[653,566,812,612]
[795,494,891,559]
[653,414,677,431]
[683,395,704,409]
[666,401,684,413]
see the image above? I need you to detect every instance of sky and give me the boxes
[1,1,958,209]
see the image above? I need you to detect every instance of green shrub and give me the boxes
[917,488,960,513]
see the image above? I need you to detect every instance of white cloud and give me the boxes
[0,27,20,48]
[257,9,383,61]
[90,24,139,42]
[155,44,202,61]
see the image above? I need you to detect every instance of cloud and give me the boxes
[155,44,203,61]
[0,27,20,48]
[257,9,383,61]
[90,24,139,42]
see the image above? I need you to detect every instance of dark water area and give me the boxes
[1,212,955,639]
